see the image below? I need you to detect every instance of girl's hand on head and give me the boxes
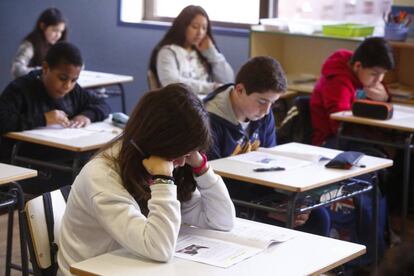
[196,36,213,52]
[143,156,174,177]
[185,151,203,168]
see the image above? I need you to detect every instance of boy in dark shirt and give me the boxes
[205,56,330,236]
[0,42,110,192]
[0,41,110,134]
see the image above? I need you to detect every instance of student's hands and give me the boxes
[68,115,91,128]
[267,209,310,228]
[364,83,389,102]
[185,151,203,167]
[143,156,174,177]
[196,36,213,52]
[44,110,70,127]
[186,151,209,176]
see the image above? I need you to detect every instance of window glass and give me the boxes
[152,0,261,24]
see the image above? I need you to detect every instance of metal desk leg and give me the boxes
[72,154,82,181]
[5,196,16,276]
[10,142,22,165]
[286,193,299,228]
[8,183,29,276]
[372,175,379,274]
[336,123,344,149]
[401,133,413,236]
[117,83,127,114]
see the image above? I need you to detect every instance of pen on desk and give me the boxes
[253,167,285,172]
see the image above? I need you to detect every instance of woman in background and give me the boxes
[11,7,67,78]
[149,5,234,94]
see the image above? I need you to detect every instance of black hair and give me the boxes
[351,37,394,70]
[45,41,83,69]
[148,5,216,82]
[100,83,212,214]
[235,56,287,95]
[25,8,68,66]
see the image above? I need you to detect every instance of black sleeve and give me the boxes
[0,83,46,134]
[206,117,224,161]
[71,85,111,122]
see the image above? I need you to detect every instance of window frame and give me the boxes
[142,0,278,29]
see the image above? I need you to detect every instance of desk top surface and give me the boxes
[4,121,122,152]
[0,163,37,185]
[78,70,133,88]
[209,143,393,192]
[70,218,365,276]
[330,104,414,132]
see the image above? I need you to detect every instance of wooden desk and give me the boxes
[210,142,392,267]
[210,143,392,193]
[4,121,121,178]
[70,218,366,276]
[331,104,414,234]
[78,70,134,113]
[0,163,37,185]
[0,163,37,276]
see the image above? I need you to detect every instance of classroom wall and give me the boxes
[0,0,249,114]
[394,0,414,6]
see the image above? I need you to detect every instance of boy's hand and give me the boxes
[364,83,389,102]
[44,110,70,127]
[143,156,174,177]
[267,209,310,228]
[68,115,91,128]
[196,36,213,52]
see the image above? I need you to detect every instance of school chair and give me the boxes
[24,186,71,276]
[1,183,30,276]
[293,95,312,144]
[0,188,18,275]
[277,95,312,145]
[147,70,160,90]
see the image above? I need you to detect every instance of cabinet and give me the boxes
[249,26,414,103]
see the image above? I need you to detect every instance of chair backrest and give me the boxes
[147,70,161,90]
[294,95,312,144]
[24,186,71,276]
[276,95,312,145]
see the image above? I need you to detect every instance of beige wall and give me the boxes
[394,0,414,7]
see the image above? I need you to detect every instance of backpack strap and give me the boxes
[42,192,58,268]
[60,185,71,202]
[202,83,234,104]
[41,186,71,274]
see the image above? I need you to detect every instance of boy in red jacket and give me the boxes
[310,37,394,146]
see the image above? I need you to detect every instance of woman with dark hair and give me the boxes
[57,83,236,275]
[148,5,234,94]
[11,7,67,78]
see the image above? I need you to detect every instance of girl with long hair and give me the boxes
[11,8,67,78]
[57,83,235,275]
[148,5,234,94]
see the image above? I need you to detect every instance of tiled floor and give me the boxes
[1,211,414,276]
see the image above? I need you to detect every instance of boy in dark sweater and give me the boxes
[0,42,110,192]
[205,56,330,236]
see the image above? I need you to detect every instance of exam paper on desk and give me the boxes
[23,122,121,139]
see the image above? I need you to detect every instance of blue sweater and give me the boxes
[204,85,276,160]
